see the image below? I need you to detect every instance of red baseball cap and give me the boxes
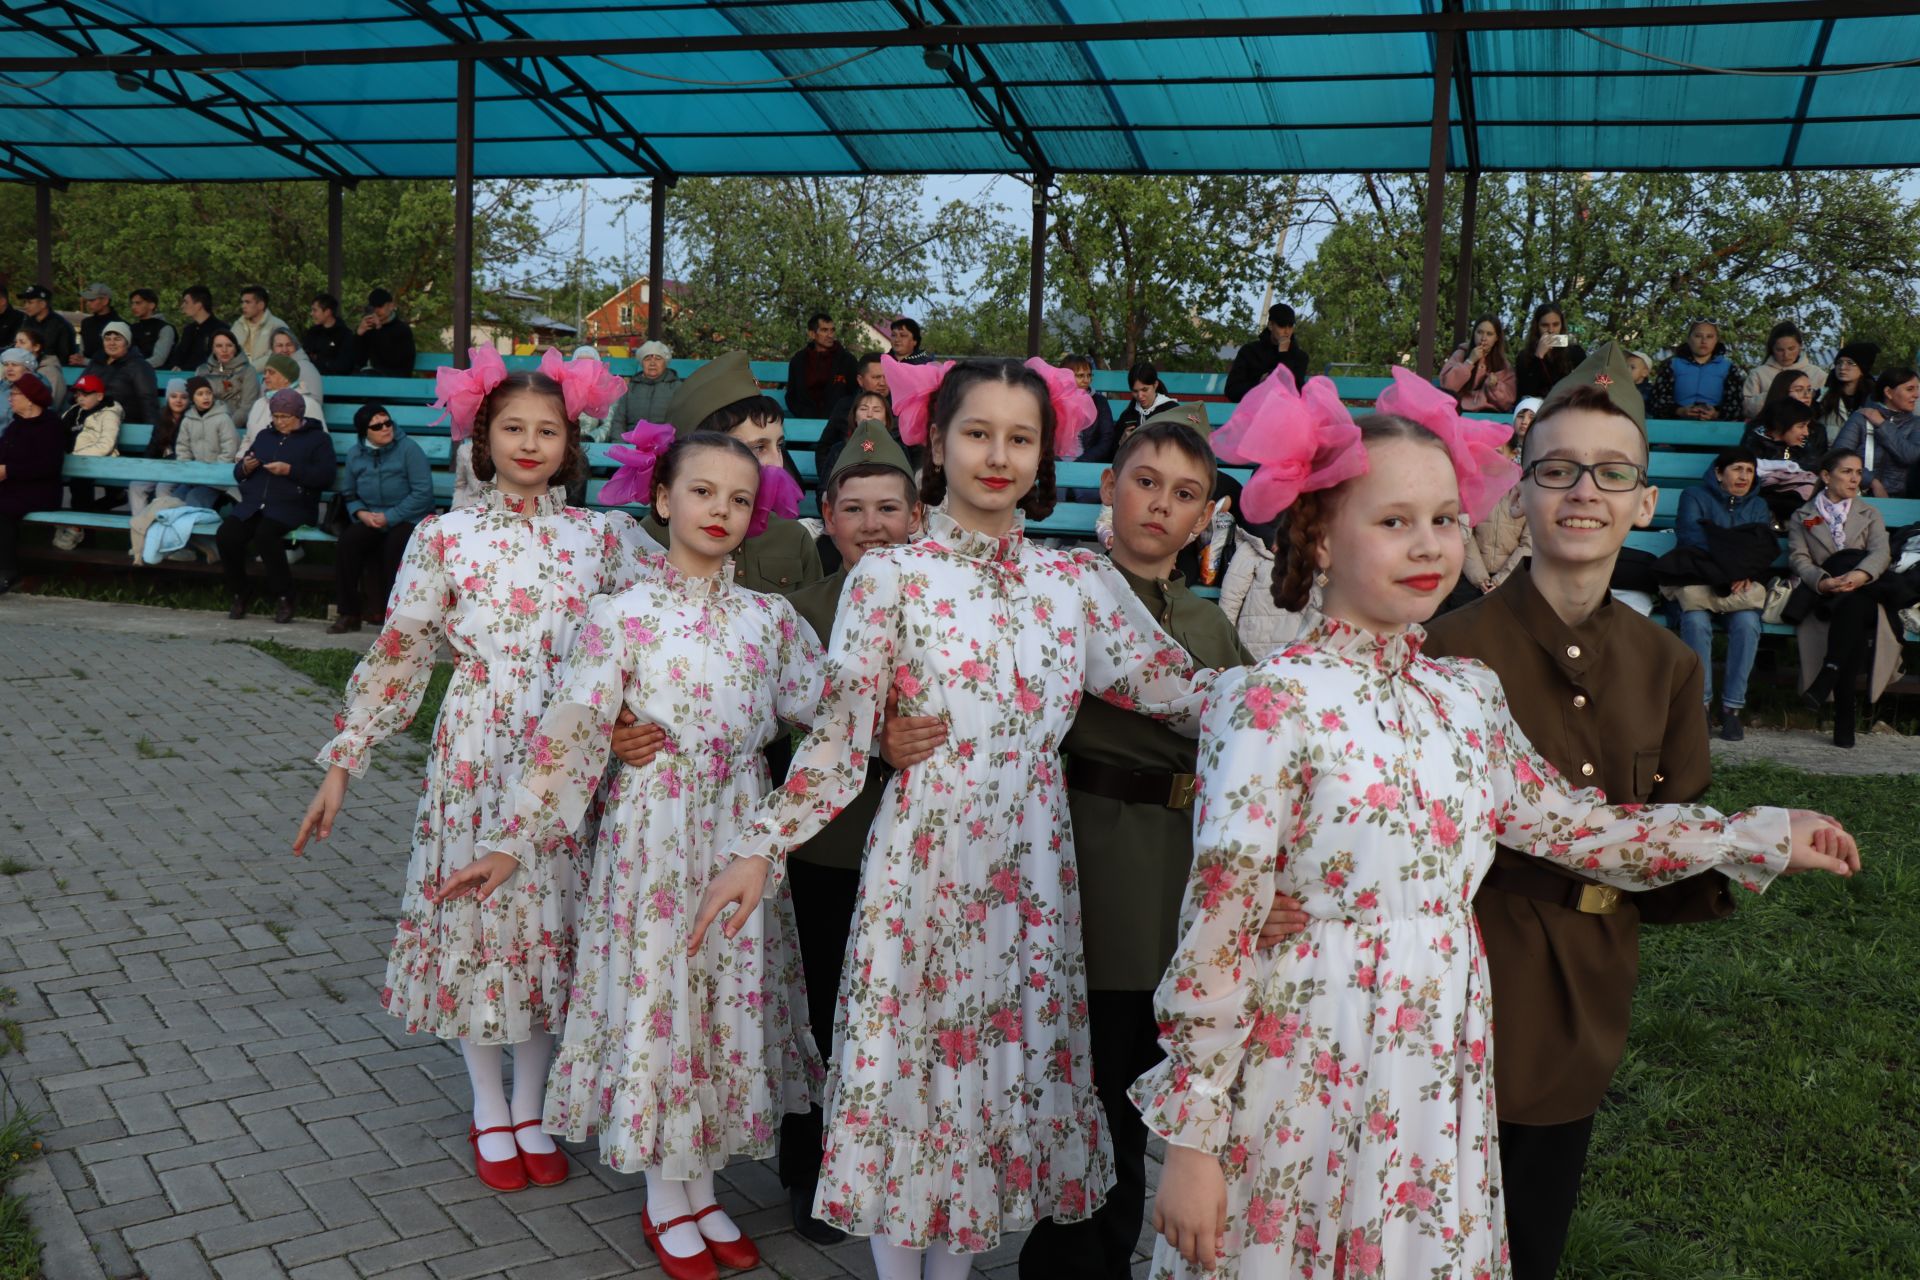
[73,373,105,394]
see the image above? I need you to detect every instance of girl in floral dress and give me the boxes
[1135,370,1861,1279]
[293,347,652,1193]
[441,430,822,1280]
[690,358,1218,1280]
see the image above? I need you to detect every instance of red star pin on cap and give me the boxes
[1594,373,1613,387]
[861,439,875,451]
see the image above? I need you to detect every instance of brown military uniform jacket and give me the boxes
[640,511,822,598]
[1067,564,1253,991]
[786,567,891,870]
[1424,570,1735,1125]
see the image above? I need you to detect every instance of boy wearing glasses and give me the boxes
[1423,344,1739,1280]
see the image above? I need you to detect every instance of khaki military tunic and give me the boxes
[640,511,822,598]
[786,568,892,871]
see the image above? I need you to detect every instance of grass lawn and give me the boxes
[1566,762,1920,1279]
[246,639,452,745]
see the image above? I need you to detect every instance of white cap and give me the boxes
[571,345,600,361]
[1514,396,1544,419]
[637,340,671,361]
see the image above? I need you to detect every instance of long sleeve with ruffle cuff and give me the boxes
[1074,552,1215,735]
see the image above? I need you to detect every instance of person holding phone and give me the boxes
[1515,303,1587,398]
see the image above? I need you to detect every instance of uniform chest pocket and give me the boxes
[1632,748,1662,801]
[750,554,807,593]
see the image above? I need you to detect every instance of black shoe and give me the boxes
[228,594,249,620]
[1719,708,1744,741]
[1834,727,1856,749]
[0,577,12,596]
[273,596,296,624]
[1802,666,1838,709]
[326,614,362,635]
[789,1186,845,1244]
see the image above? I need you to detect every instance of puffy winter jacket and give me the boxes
[231,417,334,526]
[84,350,158,428]
[606,369,681,437]
[1216,529,1305,657]
[342,429,434,526]
[1675,466,1771,550]
[175,406,237,465]
[63,398,123,458]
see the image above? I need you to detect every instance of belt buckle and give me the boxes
[1167,773,1196,810]
[1577,884,1622,914]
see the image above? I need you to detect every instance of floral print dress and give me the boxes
[726,510,1213,1252]
[1128,611,1794,1280]
[318,485,659,1046]
[480,559,825,1177]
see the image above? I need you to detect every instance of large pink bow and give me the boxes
[882,355,954,446]
[1211,364,1367,524]
[432,346,508,442]
[539,346,627,425]
[1022,357,1097,459]
[748,465,802,539]
[1374,367,1520,525]
[598,420,676,508]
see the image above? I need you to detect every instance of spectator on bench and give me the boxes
[1226,302,1309,402]
[75,282,123,365]
[168,285,232,372]
[51,373,124,551]
[786,311,858,418]
[1819,342,1877,448]
[817,388,900,482]
[219,389,333,625]
[0,281,22,348]
[1063,354,1119,466]
[1625,350,1653,386]
[16,286,77,367]
[170,376,239,510]
[1514,302,1586,399]
[1438,314,1518,413]
[1674,447,1770,742]
[231,284,285,373]
[241,354,316,455]
[1646,319,1744,421]
[818,353,895,475]
[0,375,64,593]
[0,349,41,435]
[128,378,192,518]
[605,339,679,440]
[890,315,927,363]
[12,326,66,412]
[199,330,260,426]
[1833,366,1919,498]
[1741,321,1827,420]
[1790,448,1896,749]
[1114,360,1177,439]
[303,293,359,376]
[127,288,176,367]
[87,321,159,430]
[355,287,417,377]
[329,403,432,635]
[270,328,326,408]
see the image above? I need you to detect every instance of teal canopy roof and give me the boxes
[1,1,1914,183]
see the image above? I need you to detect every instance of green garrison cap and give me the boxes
[1544,340,1647,432]
[1142,401,1213,435]
[665,350,762,435]
[829,418,914,483]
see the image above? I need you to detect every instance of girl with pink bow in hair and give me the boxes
[449,429,820,1280]
[688,358,1220,1280]
[293,347,660,1195]
[1134,367,1859,1279]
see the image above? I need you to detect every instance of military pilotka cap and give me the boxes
[665,350,761,435]
[1542,340,1646,432]
[828,418,914,483]
[1119,400,1214,448]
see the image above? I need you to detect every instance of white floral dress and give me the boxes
[480,560,825,1177]
[1129,611,1793,1280]
[318,485,659,1046]
[726,510,1213,1253]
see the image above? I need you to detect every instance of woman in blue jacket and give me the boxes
[329,403,432,633]
[1673,445,1771,740]
[217,389,335,623]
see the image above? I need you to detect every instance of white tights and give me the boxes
[870,1238,976,1280]
[646,1169,743,1259]
[459,1032,555,1162]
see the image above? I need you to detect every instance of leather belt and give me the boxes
[1482,862,1623,915]
[1066,757,1196,810]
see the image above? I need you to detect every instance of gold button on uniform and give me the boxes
[1566,644,1582,659]
[1580,762,1595,777]
[1572,694,1587,708]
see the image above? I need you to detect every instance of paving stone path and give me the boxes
[1,596,1905,1279]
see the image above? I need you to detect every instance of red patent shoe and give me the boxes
[511,1119,568,1186]
[693,1204,761,1271]
[641,1208,718,1280]
[467,1124,527,1192]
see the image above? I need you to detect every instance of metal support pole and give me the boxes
[1027,174,1050,358]
[452,58,475,365]
[327,179,345,303]
[1415,35,1455,378]
[647,178,667,342]
[35,183,53,290]
[1452,168,1479,351]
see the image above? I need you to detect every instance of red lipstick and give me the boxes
[979,476,1013,491]
[1399,574,1443,592]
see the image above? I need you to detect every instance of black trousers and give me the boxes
[776,857,861,1194]
[1816,590,1887,739]
[1019,989,1163,1280]
[1498,1113,1597,1280]
[333,519,416,616]
[216,512,298,600]
[0,513,20,579]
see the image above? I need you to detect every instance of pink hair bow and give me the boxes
[1374,367,1521,525]
[432,346,507,442]
[1023,357,1097,458]
[882,354,954,446]
[748,465,802,539]
[1211,364,1366,524]
[598,420,676,508]
[539,346,627,425]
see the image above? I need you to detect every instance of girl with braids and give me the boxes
[689,357,1217,1280]
[1137,366,1860,1279]
[293,348,658,1195]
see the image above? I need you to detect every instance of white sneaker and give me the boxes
[51,526,83,551]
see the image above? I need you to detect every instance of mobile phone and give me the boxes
[1548,334,1571,349]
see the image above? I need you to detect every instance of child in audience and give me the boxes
[292,347,654,1195]
[168,377,237,511]
[52,373,124,550]
[197,330,259,426]
[444,430,825,1279]
[128,378,191,517]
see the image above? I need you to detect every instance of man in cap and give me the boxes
[127,289,177,367]
[304,293,359,376]
[0,281,24,349]
[783,312,857,418]
[75,282,124,365]
[17,287,76,366]
[232,285,286,373]
[1422,342,1739,1280]
[355,287,417,377]
[1225,301,1310,402]
[85,321,159,429]
[606,340,681,437]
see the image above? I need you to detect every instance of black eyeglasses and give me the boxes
[367,420,394,431]
[1524,459,1645,492]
